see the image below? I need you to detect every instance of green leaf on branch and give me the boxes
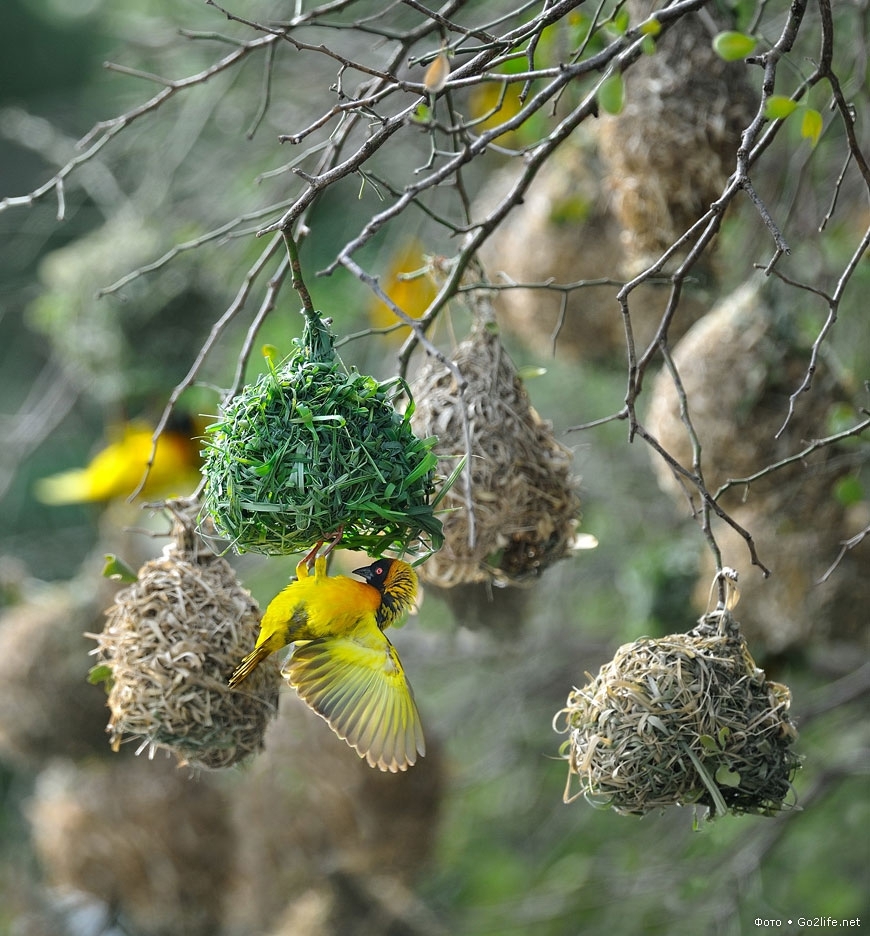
[712,31,757,61]
[764,95,799,120]
[598,73,624,115]
[801,107,823,146]
[611,8,630,35]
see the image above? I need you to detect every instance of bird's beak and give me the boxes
[353,566,374,583]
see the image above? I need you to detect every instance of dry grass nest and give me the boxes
[598,4,755,271]
[475,133,708,363]
[201,309,441,557]
[91,503,279,769]
[645,281,849,506]
[556,608,800,817]
[411,319,581,587]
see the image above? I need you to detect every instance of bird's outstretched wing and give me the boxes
[284,625,425,773]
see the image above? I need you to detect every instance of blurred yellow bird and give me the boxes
[34,417,202,505]
[229,555,424,773]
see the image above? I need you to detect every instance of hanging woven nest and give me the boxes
[201,308,442,557]
[91,499,279,769]
[555,590,800,817]
[598,2,754,273]
[410,312,582,587]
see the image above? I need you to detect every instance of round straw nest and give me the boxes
[410,317,581,587]
[92,503,279,769]
[201,309,442,557]
[556,607,800,817]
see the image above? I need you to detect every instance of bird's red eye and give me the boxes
[374,565,385,576]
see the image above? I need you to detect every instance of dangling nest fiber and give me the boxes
[92,500,279,769]
[411,316,581,586]
[201,309,442,557]
[555,607,800,817]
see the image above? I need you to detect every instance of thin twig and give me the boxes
[817,523,870,584]
[715,414,870,501]
[0,33,276,217]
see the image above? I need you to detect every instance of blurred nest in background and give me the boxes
[92,499,279,769]
[411,308,581,587]
[202,310,441,557]
[0,573,114,767]
[225,699,445,934]
[27,756,232,936]
[645,282,848,504]
[27,211,222,408]
[645,280,868,654]
[557,603,800,817]
[475,131,707,362]
[598,2,755,273]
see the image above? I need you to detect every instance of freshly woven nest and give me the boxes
[92,500,279,769]
[410,315,581,587]
[556,606,800,817]
[201,309,442,557]
[598,2,755,272]
[28,756,232,936]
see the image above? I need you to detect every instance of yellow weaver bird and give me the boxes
[229,555,424,773]
[34,417,202,505]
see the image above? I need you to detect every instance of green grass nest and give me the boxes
[201,310,443,556]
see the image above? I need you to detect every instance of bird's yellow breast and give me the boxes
[261,572,381,643]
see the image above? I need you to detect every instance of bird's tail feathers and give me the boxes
[228,645,272,688]
[34,470,91,505]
